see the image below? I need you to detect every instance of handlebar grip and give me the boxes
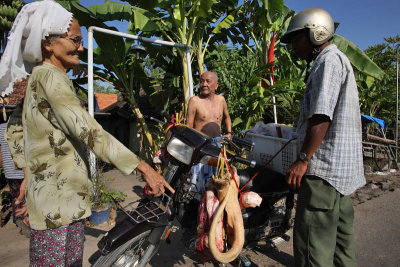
[149,116,164,124]
[234,156,256,168]
[232,136,254,151]
[161,110,171,123]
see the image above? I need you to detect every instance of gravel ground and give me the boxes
[351,170,400,205]
[0,169,399,266]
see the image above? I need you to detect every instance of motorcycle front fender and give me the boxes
[97,214,168,255]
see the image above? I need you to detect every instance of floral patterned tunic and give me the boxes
[5,103,25,169]
[23,62,141,230]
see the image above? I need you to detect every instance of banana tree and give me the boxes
[331,34,386,80]
[358,36,400,130]
[59,0,160,157]
[191,0,239,75]
[130,0,240,105]
[211,0,296,127]
[208,0,386,129]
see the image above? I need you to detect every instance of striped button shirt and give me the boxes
[296,44,365,195]
[0,123,24,179]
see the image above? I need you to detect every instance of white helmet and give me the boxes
[281,7,334,46]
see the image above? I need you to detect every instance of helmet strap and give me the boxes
[312,45,321,59]
[305,45,321,82]
[304,61,311,83]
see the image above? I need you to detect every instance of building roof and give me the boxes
[95,93,118,112]
[7,79,27,105]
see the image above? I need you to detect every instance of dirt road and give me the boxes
[1,170,399,266]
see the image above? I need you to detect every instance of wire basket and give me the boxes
[120,193,171,224]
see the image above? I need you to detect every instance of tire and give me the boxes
[93,230,158,267]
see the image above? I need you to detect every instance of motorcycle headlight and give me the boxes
[166,137,194,165]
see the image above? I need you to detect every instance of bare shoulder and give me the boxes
[189,95,201,103]
[216,94,227,103]
[189,95,200,105]
[188,96,200,110]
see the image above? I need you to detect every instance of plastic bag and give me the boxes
[239,191,262,209]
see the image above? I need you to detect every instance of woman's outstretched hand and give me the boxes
[136,160,175,197]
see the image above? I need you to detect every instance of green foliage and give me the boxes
[94,80,117,94]
[331,34,386,80]
[130,0,240,103]
[85,0,133,21]
[358,35,400,136]
[95,187,127,210]
[60,1,163,157]
[1,0,24,54]
[205,44,300,133]
[0,0,23,29]
[92,172,127,210]
[206,1,299,131]
[60,0,389,144]
[206,45,258,132]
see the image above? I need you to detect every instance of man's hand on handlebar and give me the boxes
[223,132,232,139]
[136,161,175,197]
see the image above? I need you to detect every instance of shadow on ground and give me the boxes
[253,244,294,266]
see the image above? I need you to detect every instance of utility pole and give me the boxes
[396,44,399,162]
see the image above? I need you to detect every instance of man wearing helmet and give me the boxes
[282,8,365,267]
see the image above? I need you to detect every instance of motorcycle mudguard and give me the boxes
[97,213,167,255]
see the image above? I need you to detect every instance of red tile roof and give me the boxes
[7,79,27,105]
[95,93,118,111]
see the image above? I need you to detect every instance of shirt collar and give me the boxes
[41,62,69,76]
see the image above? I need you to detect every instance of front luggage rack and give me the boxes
[118,193,171,224]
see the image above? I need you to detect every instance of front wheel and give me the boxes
[93,230,158,267]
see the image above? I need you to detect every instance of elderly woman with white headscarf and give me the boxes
[0,1,173,266]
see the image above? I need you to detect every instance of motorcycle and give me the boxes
[92,114,294,267]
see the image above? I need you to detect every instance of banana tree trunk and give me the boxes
[197,37,205,76]
[197,48,205,76]
[129,106,154,154]
[182,54,191,105]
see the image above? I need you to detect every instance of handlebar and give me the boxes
[146,110,171,126]
[149,116,165,125]
[161,110,171,123]
[232,156,256,168]
[222,136,254,154]
[231,136,254,152]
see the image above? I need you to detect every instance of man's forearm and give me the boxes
[225,117,232,134]
[301,115,330,159]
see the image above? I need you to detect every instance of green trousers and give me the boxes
[293,176,357,267]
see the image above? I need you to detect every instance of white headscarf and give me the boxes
[0,0,73,97]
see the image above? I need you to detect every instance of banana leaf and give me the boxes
[85,1,132,22]
[332,34,386,80]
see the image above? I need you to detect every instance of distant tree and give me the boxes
[360,35,400,133]
[93,80,116,94]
